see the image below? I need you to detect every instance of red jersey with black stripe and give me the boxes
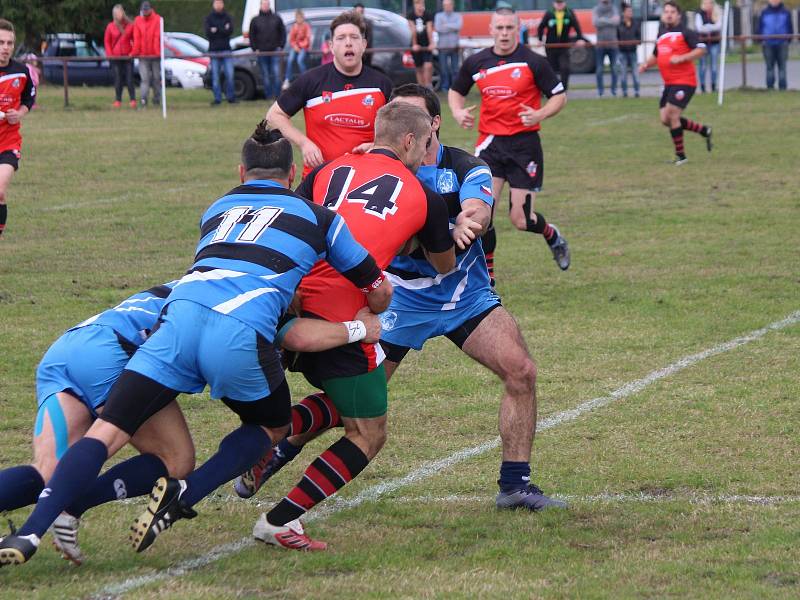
[654,25,703,87]
[0,60,36,154]
[277,62,393,175]
[450,44,564,137]
[295,149,453,325]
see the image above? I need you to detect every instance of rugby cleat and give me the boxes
[672,156,688,166]
[234,446,285,499]
[252,514,327,551]
[549,226,571,271]
[0,533,39,567]
[130,477,197,553]
[496,482,568,511]
[51,512,83,565]
[705,126,713,152]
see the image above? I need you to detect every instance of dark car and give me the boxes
[42,34,113,86]
[207,8,430,101]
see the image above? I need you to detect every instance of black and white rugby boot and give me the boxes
[130,477,197,553]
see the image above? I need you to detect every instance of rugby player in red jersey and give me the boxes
[448,6,570,277]
[0,19,36,238]
[640,1,713,165]
[266,11,392,177]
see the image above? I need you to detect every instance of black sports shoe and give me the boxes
[705,126,713,152]
[548,226,571,271]
[496,482,568,511]
[0,533,39,566]
[130,477,197,553]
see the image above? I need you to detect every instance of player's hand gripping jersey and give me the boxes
[388,145,495,310]
[277,63,393,172]
[167,180,382,342]
[296,149,454,323]
[450,45,564,138]
[0,60,36,154]
[654,25,705,87]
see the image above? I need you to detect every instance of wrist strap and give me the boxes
[344,320,367,344]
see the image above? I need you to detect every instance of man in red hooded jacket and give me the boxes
[131,1,162,107]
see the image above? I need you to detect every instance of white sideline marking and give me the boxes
[93,310,800,599]
[588,114,634,126]
[381,493,800,506]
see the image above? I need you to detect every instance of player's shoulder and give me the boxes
[0,60,30,76]
[518,45,547,65]
[360,64,393,88]
[462,48,492,69]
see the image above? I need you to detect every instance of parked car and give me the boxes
[212,8,428,101]
[166,32,209,54]
[164,58,206,89]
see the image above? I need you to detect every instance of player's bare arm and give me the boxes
[365,277,393,314]
[281,310,383,352]
[452,203,486,250]
[670,47,706,64]
[448,89,476,129]
[4,105,28,125]
[639,54,657,73]
[518,94,567,128]
[266,102,324,168]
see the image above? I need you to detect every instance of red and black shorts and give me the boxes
[475,130,544,192]
[0,149,21,171]
[659,85,695,110]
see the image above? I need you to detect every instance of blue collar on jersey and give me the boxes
[241,179,286,189]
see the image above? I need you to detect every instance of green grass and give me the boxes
[1,85,799,599]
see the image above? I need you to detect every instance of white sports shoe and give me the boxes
[252,515,327,551]
[51,512,83,565]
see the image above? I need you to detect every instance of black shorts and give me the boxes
[412,50,433,67]
[292,342,374,388]
[659,85,695,109]
[475,130,544,191]
[380,303,502,364]
[0,149,20,171]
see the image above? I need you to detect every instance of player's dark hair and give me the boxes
[0,19,15,33]
[353,2,365,8]
[663,0,681,12]
[390,84,441,119]
[330,11,366,37]
[241,120,293,180]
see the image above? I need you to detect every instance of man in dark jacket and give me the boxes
[205,0,236,104]
[758,0,793,90]
[537,0,586,90]
[249,0,287,99]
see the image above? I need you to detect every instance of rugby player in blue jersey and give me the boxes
[0,122,391,566]
[235,86,566,514]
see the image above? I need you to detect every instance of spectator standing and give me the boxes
[353,3,374,66]
[695,0,722,92]
[537,0,587,90]
[435,0,463,92]
[131,1,162,108]
[408,0,435,88]
[249,0,286,100]
[104,4,136,108]
[758,0,793,90]
[205,0,236,105]
[321,32,334,65]
[592,0,621,96]
[617,3,640,97]
[283,9,312,89]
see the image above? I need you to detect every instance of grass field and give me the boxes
[1,85,799,599]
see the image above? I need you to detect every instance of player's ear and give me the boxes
[238,164,246,183]
[403,132,415,153]
[432,114,442,133]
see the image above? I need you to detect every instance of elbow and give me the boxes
[367,284,393,314]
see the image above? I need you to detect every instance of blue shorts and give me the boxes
[36,325,131,417]
[379,289,501,353]
[125,299,285,402]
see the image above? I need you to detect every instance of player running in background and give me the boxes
[639,1,713,165]
[245,102,471,551]
[0,19,36,238]
[0,123,389,567]
[238,85,567,517]
[266,11,392,176]
[449,7,570,279]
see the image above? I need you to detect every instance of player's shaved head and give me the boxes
[374,103,432,147]
[241,121,293,180]
[491,7,520,26]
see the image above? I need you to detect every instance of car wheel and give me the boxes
[234,70,256,101]
[569,45,595,74]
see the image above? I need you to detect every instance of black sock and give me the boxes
[0,204,7,236]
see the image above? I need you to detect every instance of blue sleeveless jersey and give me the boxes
[166,180,372,341]
[388,145,494,310]
[69,282,176,347]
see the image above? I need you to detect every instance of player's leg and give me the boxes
[0,161,17,237]
[677,88,711,148]
[660,99,686,163]
[508,186,570,271]
[449,304,566,510]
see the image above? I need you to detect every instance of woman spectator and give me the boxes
[695,0,722,93]
[104,4,136,108]
[282,9,312,90]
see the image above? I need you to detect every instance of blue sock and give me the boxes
[17,438,107,538]
[277,437,302,461]
[181,424,271,507]
[499,461,531,491]
[66,453,167,518]
[0,465,44,512]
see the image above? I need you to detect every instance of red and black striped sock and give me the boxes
[290,392,341,436]
[0,204,6,236]
[482,225,497,286]
[485,252,495,285]
[680,117,708,136]
[266,437,369,526]
[670,127,686,158]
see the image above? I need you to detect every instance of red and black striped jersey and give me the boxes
[451,44,564,136]
[653,25,704,87]
[277,62,393,175]
[0,60,36,154]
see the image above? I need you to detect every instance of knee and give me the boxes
[160,451,195,479]
[0,189,6,204]
[504,357,537,397]
[509,210,527,230]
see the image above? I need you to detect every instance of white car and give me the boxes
[164,57,207,89]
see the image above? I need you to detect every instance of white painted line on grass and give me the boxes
[93,310,800,599]
[380,492,800,506]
